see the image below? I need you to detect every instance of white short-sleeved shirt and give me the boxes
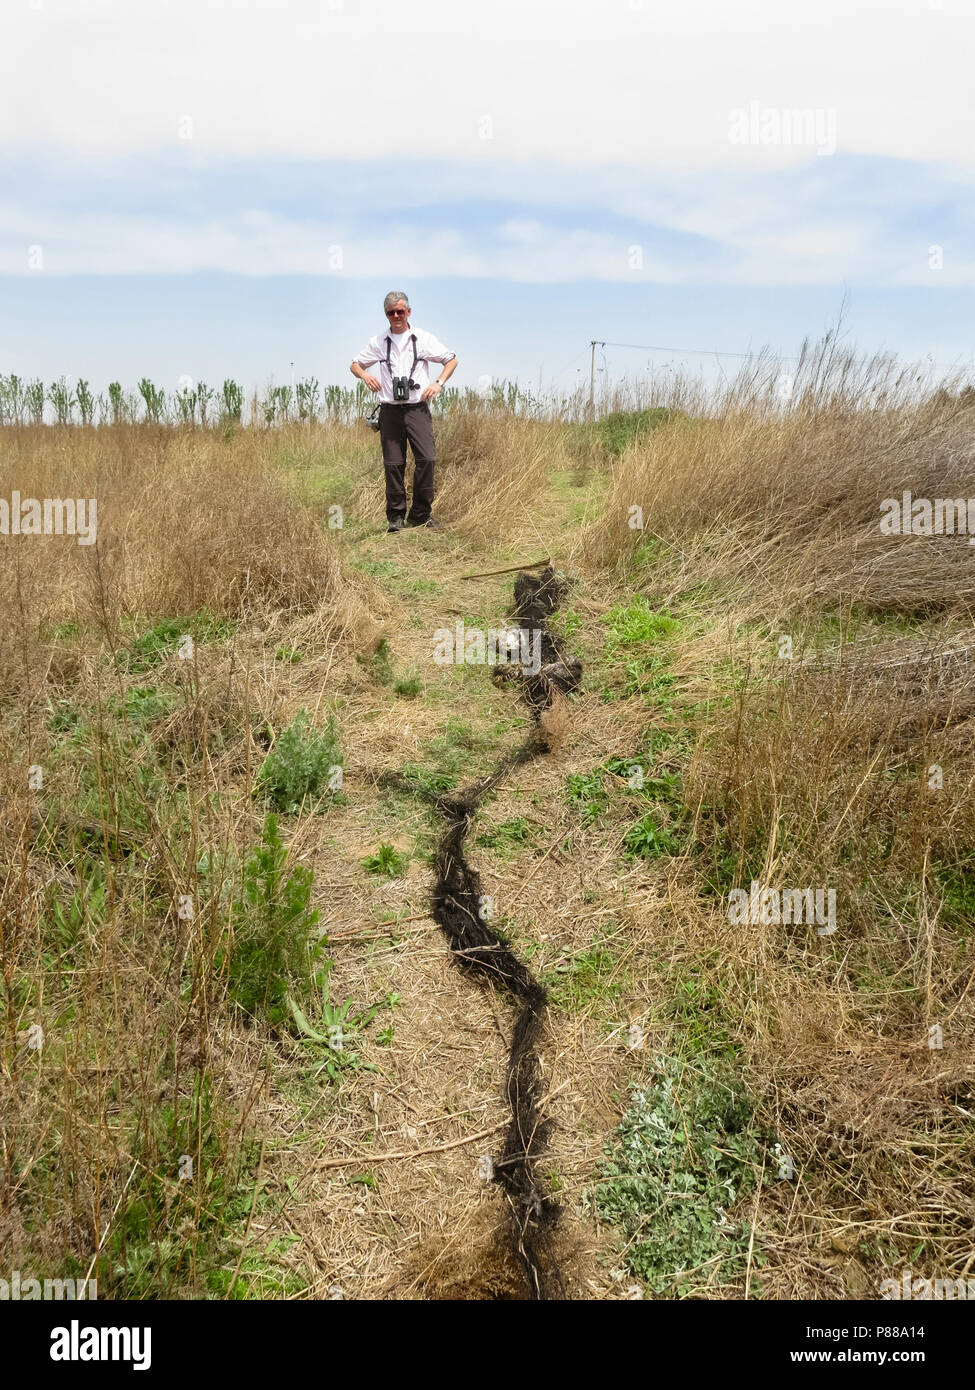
[355,325,456,404]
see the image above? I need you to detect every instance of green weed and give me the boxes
[475,817,538,853]
[118,612,235,672]
[361,843,409,878]
[221,814,324,1029]
[394,673,424,698]
[255,710,343,814]
[541,941,625,1015]
[589,1055,767,1296]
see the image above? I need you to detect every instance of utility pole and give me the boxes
[588,340,604,419]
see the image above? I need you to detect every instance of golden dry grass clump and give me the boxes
[349,403,561,545]
[0,424,378,711]
[586,349,975,619]
[0,425,367,635]
[585,352,975,1296]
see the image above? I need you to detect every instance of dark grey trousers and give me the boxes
[379,402,436,524]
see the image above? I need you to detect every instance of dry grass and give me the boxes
[573,351,975,1295]
[348,404,562,547]
[2,363,974,1300]
[0,423,379,1298]
[584,352,975,620]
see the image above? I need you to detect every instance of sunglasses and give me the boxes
[385,308,408,316]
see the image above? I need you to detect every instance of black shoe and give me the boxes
[406,516,441,530]
[387,518,404,533]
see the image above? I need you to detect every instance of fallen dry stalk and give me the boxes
[459,556,552,581]
[313,1122,506,1170]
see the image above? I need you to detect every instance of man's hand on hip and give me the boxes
[361,373,381,393]
[420,383,442,402]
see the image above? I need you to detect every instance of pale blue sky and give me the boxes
[2,0,974,396]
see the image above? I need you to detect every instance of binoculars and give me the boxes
[392,375,417,402]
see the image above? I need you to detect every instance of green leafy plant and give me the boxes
[623,812,687,860]
[274,645,304,664]
[288,984,399,1082]
[42,872,107,962]
[221,378,243,423]
[590,407,675,456]
[255,710,343,814]
[175,384,198,424]
[138,377,166,423]
[551,609,584,640]
[114,685,180,725]
[601,599,683,702]
[399,763,456,796]
[196,382,215,426]
[566,769,611,825]
[371,637,395,686]
[589,1055,767,1296]
[540,941,624,1014]
[475,817,537,853]
[49,376,75,426]
[104,1074,253,1299]
[117,613,235,673]
[393,673,423,698]
[361,842,409,877]
[221,813,323,1028]
[107,380,124,425]
[75,378,95,425]
[296,377,320,422]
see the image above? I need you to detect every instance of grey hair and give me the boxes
[383,290,410,311]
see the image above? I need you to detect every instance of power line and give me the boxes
[592,338,975,373]
[547,344,593,384]
[593,338,792,361]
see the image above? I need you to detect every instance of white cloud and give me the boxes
[3,201,973,285]
[3,2,973,288]
[3,0,975,170]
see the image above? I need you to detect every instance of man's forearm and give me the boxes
[435,358,458,387]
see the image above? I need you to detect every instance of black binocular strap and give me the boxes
[385,333,419,384]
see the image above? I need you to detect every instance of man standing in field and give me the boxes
[351,292,458,533]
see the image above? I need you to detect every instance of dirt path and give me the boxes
[246,515,658,1300]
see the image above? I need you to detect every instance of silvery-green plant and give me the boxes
[196,381,215,427]
[255,710,343,815]
[49,376,75,426]
[25,379,45,424]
